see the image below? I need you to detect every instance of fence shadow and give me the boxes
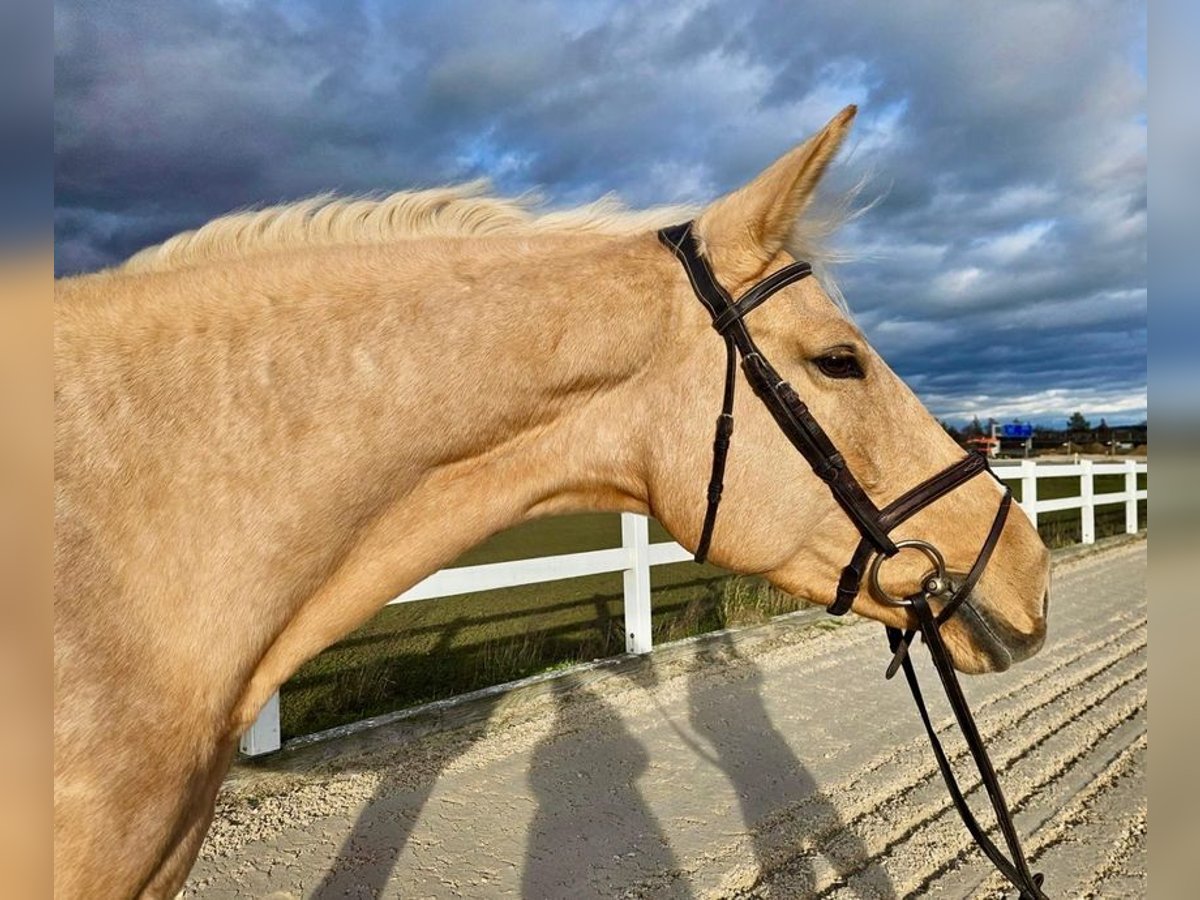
[310,761,457,899]
[310,619,499,900]
[307,597,627,898]
[685,632,896,897]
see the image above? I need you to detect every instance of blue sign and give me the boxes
[1001,423,1034,438]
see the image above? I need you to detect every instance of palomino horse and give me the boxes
[55,106,1050,898]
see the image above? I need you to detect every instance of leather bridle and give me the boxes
[659,221,1048,899]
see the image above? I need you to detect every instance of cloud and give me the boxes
[54,0,1146,425]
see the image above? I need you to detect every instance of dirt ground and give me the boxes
[187,537,1146,899]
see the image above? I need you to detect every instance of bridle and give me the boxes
[659,221,1048,899]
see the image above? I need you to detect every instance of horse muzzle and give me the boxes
[956,596,1046,672]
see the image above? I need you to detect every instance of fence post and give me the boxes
[621,513,653,654]
[1124,459,1139,534]
[1019,459,1038,528]
[240,690,281,756]
[1080,459,1095,544]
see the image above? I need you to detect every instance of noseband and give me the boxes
[659,221,1047,899]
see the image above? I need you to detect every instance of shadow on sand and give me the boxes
[312,622,893,898]
[309,616,499,900]
[521,676,690,899]
[684,631,896,897]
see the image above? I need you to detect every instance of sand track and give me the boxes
[188,538,1146,899]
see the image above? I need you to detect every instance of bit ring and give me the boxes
[869,540,949,606]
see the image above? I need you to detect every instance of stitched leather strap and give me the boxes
[712,262,812,334]
[880,451,989,530]
[693,335,738,563]
[659,222,734,321]
[830,452,991,615]
[937,489,1012,623]
[890,599,1047,899]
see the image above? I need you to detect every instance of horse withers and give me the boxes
[54,106,1049,897]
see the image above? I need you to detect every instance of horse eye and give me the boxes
[815,353,864,379]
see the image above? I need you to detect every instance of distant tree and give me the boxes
[964,416,984,438]
[1066,411,1091,433]
[939,419,963,444]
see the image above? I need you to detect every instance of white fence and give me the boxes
[240,457,1147,755]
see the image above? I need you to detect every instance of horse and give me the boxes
[54,106,1050,898]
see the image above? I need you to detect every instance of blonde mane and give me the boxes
[119,179,857,286]
[120,180,700,275]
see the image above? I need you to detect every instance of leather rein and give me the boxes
[659,221,1047,899]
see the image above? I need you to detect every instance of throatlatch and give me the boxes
[659,221,1047,900]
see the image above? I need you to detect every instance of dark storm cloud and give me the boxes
[54,0,1145,425]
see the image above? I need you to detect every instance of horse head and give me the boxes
[646,107,1049,674]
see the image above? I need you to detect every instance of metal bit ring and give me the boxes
[869,540,949,606]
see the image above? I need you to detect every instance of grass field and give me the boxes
[279,466,1147,739]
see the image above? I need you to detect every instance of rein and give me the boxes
[659,221,1047,899]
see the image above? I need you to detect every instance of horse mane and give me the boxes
[119,178,862,308]
[119,180,699,275]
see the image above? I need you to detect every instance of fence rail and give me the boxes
[240,457,1147,756]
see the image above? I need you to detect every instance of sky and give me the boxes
[53,0,1147,427]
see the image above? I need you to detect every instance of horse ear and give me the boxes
[696,105,856,282]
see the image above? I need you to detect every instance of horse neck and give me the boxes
[317,232,672,538]
[59,233,675,642]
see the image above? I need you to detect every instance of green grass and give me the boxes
[278,466,1147,740]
